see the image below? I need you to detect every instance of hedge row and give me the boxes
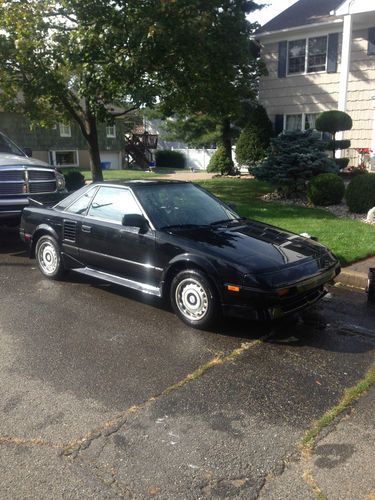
[307,171,375,213]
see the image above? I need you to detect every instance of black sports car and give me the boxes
[20,180,340,329]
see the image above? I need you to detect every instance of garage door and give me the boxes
[100,152,121,170]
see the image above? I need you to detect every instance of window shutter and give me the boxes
[274,115,284,135]
[368,27,375,55]
[327,33,339,73]
[278,41,287,78]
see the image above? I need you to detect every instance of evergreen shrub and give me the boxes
[207,145,233,174]
[250,130,337,196]
[335,158,350,170]
[235,105,273,167]
[307,173,345,206]
[346,174,375,213]
[63,170,85,191]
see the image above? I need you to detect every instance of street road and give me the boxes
[0,226,374,499]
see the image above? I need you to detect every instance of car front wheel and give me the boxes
[35,235,65,279]
[170,270,220,329]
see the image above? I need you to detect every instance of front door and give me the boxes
[78,186,160,285]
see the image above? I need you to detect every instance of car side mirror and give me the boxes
[122,213,149,233]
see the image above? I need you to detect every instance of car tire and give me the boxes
[35,235,65,279]
[170,270,220,329]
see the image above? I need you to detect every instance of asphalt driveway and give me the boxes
[0,226,374,499]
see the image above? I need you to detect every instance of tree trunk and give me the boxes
[222,117,235,175]
[332,132,336,161]
[86,113,103,182]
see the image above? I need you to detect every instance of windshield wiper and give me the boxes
[210,217,246,226]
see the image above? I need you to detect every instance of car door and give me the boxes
[78,185,160,285]
[59,185,99,263]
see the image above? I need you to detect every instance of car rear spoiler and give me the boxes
[28,192,69,207]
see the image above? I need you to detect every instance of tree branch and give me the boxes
[110,106,139,117]
[58,92,88,138]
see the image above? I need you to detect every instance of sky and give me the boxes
[248,0,299,27]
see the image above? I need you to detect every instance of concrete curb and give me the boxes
[335,256,375,291]
[335,270,368,290]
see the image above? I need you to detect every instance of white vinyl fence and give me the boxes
[171,148,240,171]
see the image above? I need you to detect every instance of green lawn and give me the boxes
[198,178,375,266]
[80,168,187,181]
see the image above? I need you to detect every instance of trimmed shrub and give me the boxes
[316,111,353,135]
[326,139,351,151]
[346,174,375,213]
[335,158,350,170]
[235,105,273,167]
[207,145,233,174]
[250,130,337,197]
[350,167,369,177]
[63,170,85,192]
[316,110,353,169]
[155,150,186,169]
[307,173,345,206]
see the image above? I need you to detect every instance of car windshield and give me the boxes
[135,183,239,229]
[0,133,26,157]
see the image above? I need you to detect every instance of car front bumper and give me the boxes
[221,263,340,321]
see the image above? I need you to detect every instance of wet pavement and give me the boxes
[0,226,374,499]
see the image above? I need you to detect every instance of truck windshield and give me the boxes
[0,133,26,157]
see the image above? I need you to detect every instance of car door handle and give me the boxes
[81,224,92,233]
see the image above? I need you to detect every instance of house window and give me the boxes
[49,150,78,166]
[308,37,328,72]
[285,114,302,131]
[106,125,116,138]
[287,36,328,75]
[284,113,320,132]
[59,123,71,137]
[288,40,306,74]
[304,113,319,130]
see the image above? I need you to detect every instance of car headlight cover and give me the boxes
[56,171,66,191]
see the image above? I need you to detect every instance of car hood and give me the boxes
[167,219,337,286]
[0,153,50,167]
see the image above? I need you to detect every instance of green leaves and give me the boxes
[0,0,262,178]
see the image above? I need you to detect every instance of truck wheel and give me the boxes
[35,235,65,279]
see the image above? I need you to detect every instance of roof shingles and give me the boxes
[257,0,344,34]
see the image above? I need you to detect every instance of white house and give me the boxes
[256,0,375,167]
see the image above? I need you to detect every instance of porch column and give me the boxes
[371,96,375,171]
[338,14,352,112]
[337,14,353,148]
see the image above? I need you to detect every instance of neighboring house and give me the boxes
[0,111,132,169]
[256,0,375,167]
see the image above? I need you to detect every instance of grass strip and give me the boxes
[301,367,375,451]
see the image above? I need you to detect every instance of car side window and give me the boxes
[88,187,142,223]
[65,188,97,215]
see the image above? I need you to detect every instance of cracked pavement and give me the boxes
[0,227,374,499]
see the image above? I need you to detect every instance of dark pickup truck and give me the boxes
[0,131,66,224]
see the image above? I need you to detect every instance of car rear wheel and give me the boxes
[35,235,65,279]
[170,270,220,329]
